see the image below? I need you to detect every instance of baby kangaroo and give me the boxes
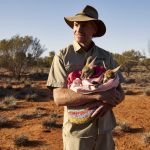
[80,56,96,79]
[103,65,121,83]
[81,56,121,83]
[81,56,105,79]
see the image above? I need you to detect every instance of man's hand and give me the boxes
[91,103,112,117]
[95,85,125,107]
[101,88,119,106]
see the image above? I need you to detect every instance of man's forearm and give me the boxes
[53,87,99,106]
[53,84,125,107]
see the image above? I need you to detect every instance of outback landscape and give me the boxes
[1,1,150,149]
[0,65,150,150]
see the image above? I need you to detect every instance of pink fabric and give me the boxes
[89,66,106,78]
[69,74,119,94]
[67,66,106,88]
[67,71,82,87]
[67,68,120,124]
[67,67,119,94]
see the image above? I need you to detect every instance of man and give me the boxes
[47,5,125,150]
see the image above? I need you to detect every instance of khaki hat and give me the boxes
[64,5,106,37]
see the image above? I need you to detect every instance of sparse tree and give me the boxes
[122,49,143,62]
[113,50,143,76]
[140,58,150,71]
[0,35,46,78]
[139,40,150,71]
[36,51,55,68]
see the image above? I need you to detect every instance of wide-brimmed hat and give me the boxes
[64,5,106,37]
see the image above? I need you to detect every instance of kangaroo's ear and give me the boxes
[89,57,97,68]
[112,65,121,73]
[86,56,92,65]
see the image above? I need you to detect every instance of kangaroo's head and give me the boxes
[80,56,96,79]
[103,65,121,83]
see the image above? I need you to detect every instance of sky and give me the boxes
[0,0,150,57]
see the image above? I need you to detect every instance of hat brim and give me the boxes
[64,15,106,37]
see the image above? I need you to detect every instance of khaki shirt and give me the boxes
[47,41,124,138]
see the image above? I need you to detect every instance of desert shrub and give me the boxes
[42,118,57,131]
[140,58,150,71]
[25,93,38,102]
[119,122,133,132]
[143,132,150,144]
[19,77,27,84]
[37,90,48,97]
[36,107,47,111]
[123,60,138,76]
[16,87,48,101]
[51,113,63,119]
[17,111,47,120]
[125,90,136,95]
[15,92,26,99]
[5,84,13,89]
[23,82,32,88]
[29,72,48,80]
[143,88,150,96]
[0,117,10,128]
[134,73,149,84]
[35,111,48,118]
[16,113,36,120]
[13,134,44,147]
[13,135,30,147]
[0,86,6,97]
[0,117,15,128]
[0,106,4,111]
[0,96,18,110]
[42,114,62,132]
[15,86,35,99]
[4,96,17,103]
[124,78,135,84]
[37,51,55,68]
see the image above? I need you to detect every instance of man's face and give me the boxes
[73,21,96,46]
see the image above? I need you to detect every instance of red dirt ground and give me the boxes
[0,80,150,150]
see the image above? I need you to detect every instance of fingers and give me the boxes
[101,88,122,106]
[91,104,112,118]
[91,105,103,117]
[98,104,111,117]
[99,108,107,117]
[96,87,124,106]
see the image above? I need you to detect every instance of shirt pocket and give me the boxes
[63,120,98,138]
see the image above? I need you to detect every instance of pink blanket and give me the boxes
[68,74,119,94]
[67,70,120,124]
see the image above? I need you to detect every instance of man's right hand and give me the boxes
[95,88,121,106]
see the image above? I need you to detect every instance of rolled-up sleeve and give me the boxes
[47,54,67,89]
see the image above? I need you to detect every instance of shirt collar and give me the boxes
[73,40,81,51]
[73,40,95,52]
